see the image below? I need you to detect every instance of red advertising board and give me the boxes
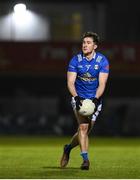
[0,42,139,75]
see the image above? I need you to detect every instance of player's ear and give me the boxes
[94,44,98,50]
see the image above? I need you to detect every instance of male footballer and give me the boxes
[60,31,109,170]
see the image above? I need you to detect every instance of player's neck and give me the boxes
[85,51,95,61]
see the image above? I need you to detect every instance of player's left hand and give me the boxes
[92,97,99,112]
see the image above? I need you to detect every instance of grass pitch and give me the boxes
[0,136,140,179]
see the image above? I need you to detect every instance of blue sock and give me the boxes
[80,151,88,161]
[65,144,72,153]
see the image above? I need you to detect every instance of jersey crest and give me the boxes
[94,64,99,70]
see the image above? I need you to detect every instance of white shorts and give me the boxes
[71,97,102,121]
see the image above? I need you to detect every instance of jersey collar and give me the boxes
[83,52,96,61]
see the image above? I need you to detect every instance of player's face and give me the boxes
[82,37,97,56]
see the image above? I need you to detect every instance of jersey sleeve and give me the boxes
[100,57,109,73]
[67,56,78,72]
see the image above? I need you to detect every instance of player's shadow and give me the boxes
[42,166,79,170]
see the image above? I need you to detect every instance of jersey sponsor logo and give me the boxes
[96,55,102,63]
[84,72,92,77]
[77,54,83,62]
[78,72,97,82]
[78,75,97,81]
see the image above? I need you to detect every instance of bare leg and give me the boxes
[78,123,89,152]
[69,110,95,149]
[60,110,95,168]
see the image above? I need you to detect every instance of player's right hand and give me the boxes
[74,96,82,111]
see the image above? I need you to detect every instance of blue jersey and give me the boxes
[67,52,109,99]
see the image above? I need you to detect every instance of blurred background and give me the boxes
[0,0,140,137]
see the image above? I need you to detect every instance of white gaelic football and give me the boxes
[78,99,95,116]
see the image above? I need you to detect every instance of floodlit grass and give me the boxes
[0,136,140,178]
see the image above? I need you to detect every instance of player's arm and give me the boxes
[67,71,82,110]
[67,71,78,97]
[95,72,109,99]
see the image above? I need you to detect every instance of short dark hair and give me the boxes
[82,31,100,45]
